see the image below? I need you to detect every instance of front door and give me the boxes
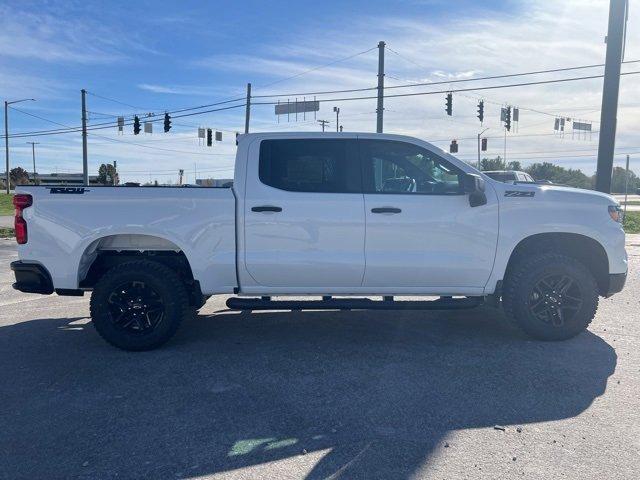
[360,139,499,291]
[243,138,365,289]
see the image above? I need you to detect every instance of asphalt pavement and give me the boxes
[0,238,638,479]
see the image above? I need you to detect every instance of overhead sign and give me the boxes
[275,100,320,116]
[573,121,592,131]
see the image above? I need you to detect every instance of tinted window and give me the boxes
[259,139,360,193]
[486,172,516,183]
[361,140,463,195]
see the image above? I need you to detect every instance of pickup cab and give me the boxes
[10,132,628,350]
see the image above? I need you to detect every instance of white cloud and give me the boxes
[0,3,162,64]
[137,83,236,97]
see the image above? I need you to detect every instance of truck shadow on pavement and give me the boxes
[0,307,616,479]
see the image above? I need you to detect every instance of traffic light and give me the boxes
[206,128,212,147]
[504,106,512,131]
[133,115,141,135]
[445,93,453,116]
[163,113,171,133]
[481,137,487,151]
[477,100,484,124]
[449,139,458,153]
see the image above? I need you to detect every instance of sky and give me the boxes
[1,0,638,184]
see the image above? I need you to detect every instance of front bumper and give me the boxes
[605,272,627,297]
[10,261,54,294]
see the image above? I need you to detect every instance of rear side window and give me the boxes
[259,139,361,193]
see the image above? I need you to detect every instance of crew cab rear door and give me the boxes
[242,137,365,290]
[360,138,499,292]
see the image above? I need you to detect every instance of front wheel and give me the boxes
[90,260,190,351]
[502,253,599,341]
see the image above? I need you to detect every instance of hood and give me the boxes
[486,179,619,206]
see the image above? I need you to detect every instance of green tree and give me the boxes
[506,161,522,171]
[525,162,593,189]
[10,167,30,187]
[610,166,640,193]
[479,156,506,171]
[97,164,117,185]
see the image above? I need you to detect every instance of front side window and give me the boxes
[361,140,463,195]
[259,139,360,193]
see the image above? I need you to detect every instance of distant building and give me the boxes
[196,178,233,187]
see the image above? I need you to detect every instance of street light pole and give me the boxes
[477,128,489,170]
[4,98,35,194]
[26,142,39,185]
[623,154,630,223]
[4,102,8,194]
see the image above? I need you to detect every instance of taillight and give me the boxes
[13,194,32,244]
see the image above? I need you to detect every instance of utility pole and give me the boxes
[318,120,329,132]
[595,0,628,193]
[113,160,117,186]
[3,102,8,194]
[81,89,88,185]
[178,169,184,186]
[376,40,385,133]
[4,98,35,193]
[244,83,251,134]
[623,154,630,222]
[26,142,39,185]
[504,128,507,164]
[333,107,340,132]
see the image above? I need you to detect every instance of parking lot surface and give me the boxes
[0,238,638,479]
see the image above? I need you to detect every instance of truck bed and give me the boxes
[15,186,238,293]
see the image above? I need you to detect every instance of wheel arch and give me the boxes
[76,233,203,304]
[504,232,609,296]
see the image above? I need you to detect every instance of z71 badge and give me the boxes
[49,187,90,194]
[504,190,535,198]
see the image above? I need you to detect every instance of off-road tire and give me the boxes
[502,253,598,341]
[90,260,190,351]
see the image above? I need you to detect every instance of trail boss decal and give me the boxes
[504,190,535,198]
[49,187,90,194]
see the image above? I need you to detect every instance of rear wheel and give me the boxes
[503,253,598,340]
[90,260,189,351]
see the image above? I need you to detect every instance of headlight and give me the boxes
[608,205,623,223]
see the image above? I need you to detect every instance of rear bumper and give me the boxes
[10,261,54,295]
[606,272,627,297]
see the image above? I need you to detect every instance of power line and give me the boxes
[85,91,152,111]
[252,70,640,105]
[7,69,640,139]
[87,132,235,156]
[252,57,640,99]
[385,45,640,89]
[5,103,246,139]
[256,46,378,89]
[7,106,237,156]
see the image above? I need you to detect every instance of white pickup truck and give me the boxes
[10,132,627,350]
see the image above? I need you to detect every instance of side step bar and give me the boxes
[226,296,483,311]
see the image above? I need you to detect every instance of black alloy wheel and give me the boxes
[528,274,583,328]
[107,281,166,334]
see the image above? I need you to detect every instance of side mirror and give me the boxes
[462,173,487,207]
